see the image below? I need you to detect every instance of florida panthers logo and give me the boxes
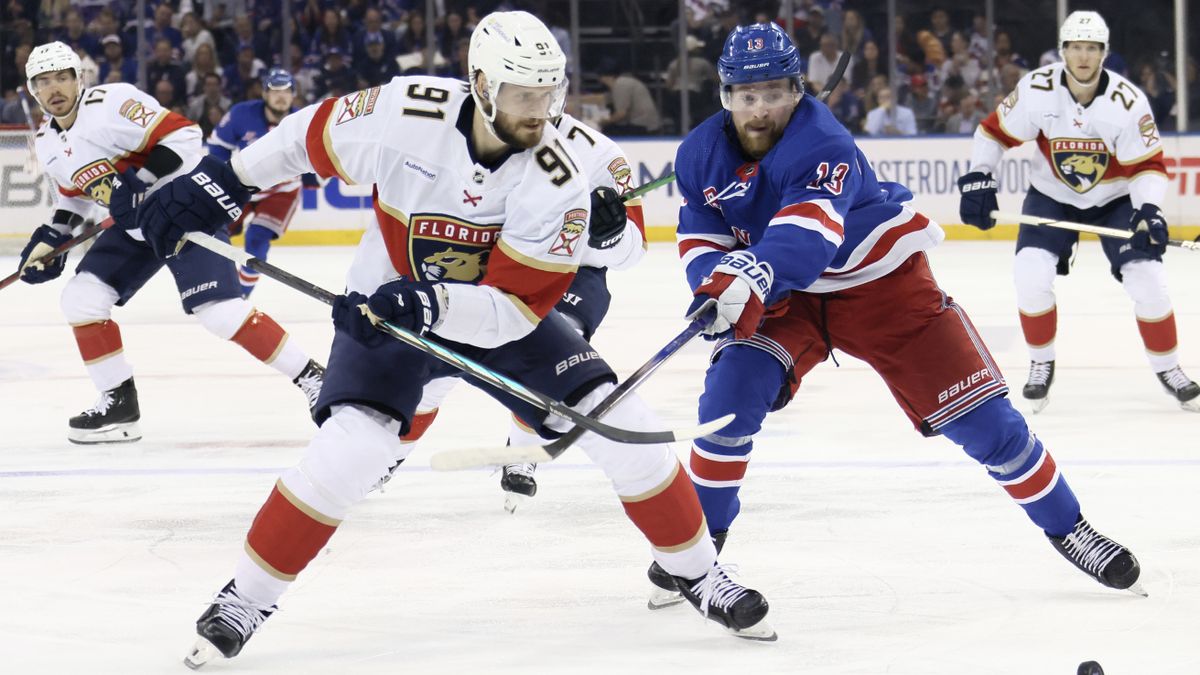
[422,247,486,282]
[1050,138,1109,193]
[71,159,118,206]
[407,214,501,284]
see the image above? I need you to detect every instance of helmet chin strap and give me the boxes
[470,74,504,144]
[41,85,83,124]
[1059,49,1105,88]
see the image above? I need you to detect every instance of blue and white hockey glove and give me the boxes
[1130,204,1168,256]
[332,279,444,347]
[588,186,627,249]
[107,167,147,231]
[137,155,254,259]
[686,251,773,340]
[17,224,72,284]
[957,171,998,230]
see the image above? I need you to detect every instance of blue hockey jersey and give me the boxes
[676,96,943,300]
[207,99,305,194]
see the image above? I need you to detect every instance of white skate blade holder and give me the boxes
[646,586,685,610]
[67,422,142,445]
[503,491,529,514]
[183,637,221,669]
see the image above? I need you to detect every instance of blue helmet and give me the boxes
[718,22,803,91]
[262,67,295,91]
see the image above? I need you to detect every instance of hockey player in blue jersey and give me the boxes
[207,67,316,296]
[647,22,1145,606]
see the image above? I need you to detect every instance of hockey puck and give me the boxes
[1077,661,1104,675]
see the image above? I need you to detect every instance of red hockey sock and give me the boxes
[1136,311,1178,355]
[230,309,288,364]
[620,463,707,550]
[72,320,124,363]
[244,481,341,580]
[400,409,440,441]
[1019,305,1057,350]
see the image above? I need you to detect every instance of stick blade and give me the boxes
[671,413,734,443]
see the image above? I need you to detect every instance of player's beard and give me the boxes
[492,112,544,150]
[735,118,784,159]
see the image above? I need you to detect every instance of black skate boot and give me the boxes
[1155,366,1200,412]
[673,564,775,641]
[500,462,537,513]
[647,530,727,609]
[67,377,141,444]
[292,359,325,420]
[184,580,276,669]
[1022,360,1055,413]
[1047,514,1145,595]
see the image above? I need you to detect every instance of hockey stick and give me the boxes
[429,311,712,470]
[0,217,114,292]
[991,210,1200,252]
[181,231,733,445]
[643,49,853,193]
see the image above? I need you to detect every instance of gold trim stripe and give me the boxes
[275,479,342,527]
[82,348,124,366]
[654,521,709,554]
[244,540,297,581]
[503,292,541,325]
[322,113,353,185]
[620,463,680,504]
[496,237,578,274]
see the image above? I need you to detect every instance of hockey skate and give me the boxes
[672,563,775,641]
[500,462,537,513]
[292,359,326,418]
[1022,360,1055,413]
[647,530,727,610]
[1047,514,1146,596]
[184,580,275,669]
[67,377,141,444]
[1155,366,1200,412]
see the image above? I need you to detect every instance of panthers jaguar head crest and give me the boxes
[422,247,487,282]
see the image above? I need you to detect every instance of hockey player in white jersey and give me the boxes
[958,11,1198,412]
[381,112,648,512]
[13,41,325,444]
[135,12,774,665]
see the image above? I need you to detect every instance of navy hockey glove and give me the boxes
[137,155,253,259]
[957,171,998,230]
[17,224,72,284]
[588,186,627,249]
[686,250,773,340]
[301,172,321,189]
[107,168,147,231]
[1130,204,1168,256]
[332,279,444,347]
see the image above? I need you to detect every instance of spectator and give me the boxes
[999,62,1023,93]
[943,91,984,134]
[354,7,397,64]
[449,37,471,79]
[904,74,938,133]
[915,30,946,69]
[864,86,917,136]
[98,34,137,84]
[75,45,99,88]
[147,38,188,106]
[356,33,400,87]
[851,39,883,92]
[893,15,922,72]
[310,8,352,58]
[992,31,1028,70]
[967,13,990,63]
[89,8,121,48]
[180,12,216,64]
[397,11,429,60]
[839,9,873,57]
[188,71,232,137]
[598,59,661,135]
[1138,62,1176,131]
[56,8,100,57]
[186,42,222,99]
[928,7,953,54]
[223,42,266,101]
[294,52,323,104]
[665,34,721,126]
[794,5,827,58]
[938,31,982,91]
[1,42,33,100]
[1186,57,1200,130]
[146,3,183,52]
[317,47,358,99]
[807,33,844,93]
[153,78,183,112]
[826,79,864,134]
[438,11,470,64]
[228,14,270,65]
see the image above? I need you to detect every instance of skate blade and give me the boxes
[503,492,528,514]
[727,618,778,642]
[1125,581,1149,598]
[67,422,142,445]
[1030,397,1050,414]
[1179,399,1200,413]
[647,587,685,610]
[183,637,221,670]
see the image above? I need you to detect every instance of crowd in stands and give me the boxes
[1,0,1197,138]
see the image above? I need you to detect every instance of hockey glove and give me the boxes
[332,279,444,347]
[17,224,72,284]
[107,168,147,231]
[137,155,254,259]
[686,251,773,340]
[588,186,627,249]
[957,171,998,230]
[1130,204,1168,256]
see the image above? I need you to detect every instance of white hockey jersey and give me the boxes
[552,113,646,271]
[34,82,202,237]
[970,62,1167,210]
[231,76,591,348]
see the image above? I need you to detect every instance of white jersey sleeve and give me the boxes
[95,83,203,189]
[556,114,647,271]
[969,66,1046,174]
[1112,92,1168,209]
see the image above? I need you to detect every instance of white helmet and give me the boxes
[1059,11,1109,51]
[26,40,82,91]
[467,11,567,130]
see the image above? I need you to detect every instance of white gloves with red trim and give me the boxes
[686,251,774,340]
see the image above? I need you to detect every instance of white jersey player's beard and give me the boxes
[1063,62,1103,89]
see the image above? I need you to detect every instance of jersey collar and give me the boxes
[456,94,517,172]
[1060,68,1109,107]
